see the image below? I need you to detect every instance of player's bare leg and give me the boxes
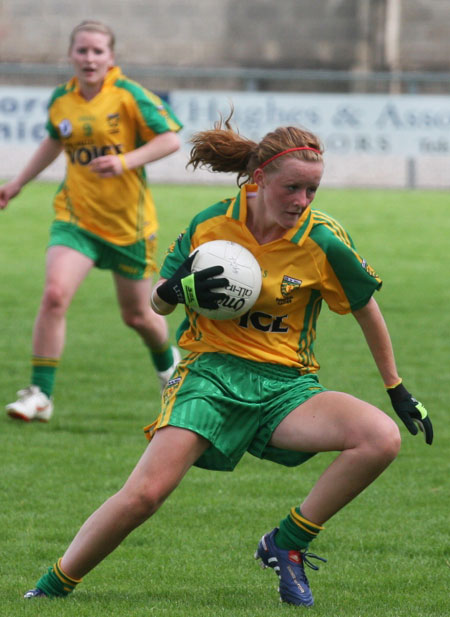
[6,247,95,421]
[255,391,400,606]
[60,427,210,579]
[113,274,169,348]
[269,391,401,524]
[114,273,179,388]
[33,246,94,356]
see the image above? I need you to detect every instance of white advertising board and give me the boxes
[170,90,450,157]
[1,86,450,156]
[1,86,449,187]
[0,86,50,145]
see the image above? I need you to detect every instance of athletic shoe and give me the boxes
[157,346,181,392]
[23,588,47,598]
[254,527,326,607]
[6,386,54,422]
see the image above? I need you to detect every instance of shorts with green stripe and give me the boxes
[144,352,327,471]
[48,221,157,279]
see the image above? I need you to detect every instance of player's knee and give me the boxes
[371,416,401,463]
[41,283,70,314]
[121,309,147,331]
[122,482,169,520]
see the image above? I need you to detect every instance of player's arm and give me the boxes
[0,137,63,210]
[352,296,399,386]
[90,131,181,178]
[353,296,433,444]
[124,131,180,168]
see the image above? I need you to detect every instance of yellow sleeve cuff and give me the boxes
[117,153,128,171]
[385,378,402,390]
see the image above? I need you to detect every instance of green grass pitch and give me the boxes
[0,181,448,617]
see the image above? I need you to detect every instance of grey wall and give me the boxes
[1,0,449,73]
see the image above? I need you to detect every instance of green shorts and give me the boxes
[144,352,327,471]
[48,221,157,279]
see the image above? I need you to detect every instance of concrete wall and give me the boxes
[1,1,449,188]
[402,0,450,71]
[1,0,449,74]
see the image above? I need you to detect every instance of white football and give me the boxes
[190,240,262,320]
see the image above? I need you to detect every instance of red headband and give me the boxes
[260,146,321,169]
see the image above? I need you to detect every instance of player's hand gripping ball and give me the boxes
[190,240,262,320]
[156,240,262,320]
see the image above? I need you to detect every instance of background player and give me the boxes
[23,113,432,607]
[0,20,183,421]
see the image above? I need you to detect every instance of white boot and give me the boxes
[6,385,53,422]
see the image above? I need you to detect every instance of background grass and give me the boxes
[0,182,449,616]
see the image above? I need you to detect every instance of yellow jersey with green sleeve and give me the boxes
[46,66,183,246]
[160,184,382,373]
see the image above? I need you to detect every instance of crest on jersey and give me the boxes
[58,119,72,138]
[107,113,120,127]
[280,275,303,297]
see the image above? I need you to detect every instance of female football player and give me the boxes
[0,21,183,421]
[23,112,432,607]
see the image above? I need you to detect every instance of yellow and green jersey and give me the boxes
[46,66,182,245]
[161,184,382,373]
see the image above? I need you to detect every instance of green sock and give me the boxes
[31,356,59,398]
[36,558,82,597]
[275,507,324,550]
[149,343,173,371]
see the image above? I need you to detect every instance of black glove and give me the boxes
[386,382,433,445]
[156,252,229,310]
